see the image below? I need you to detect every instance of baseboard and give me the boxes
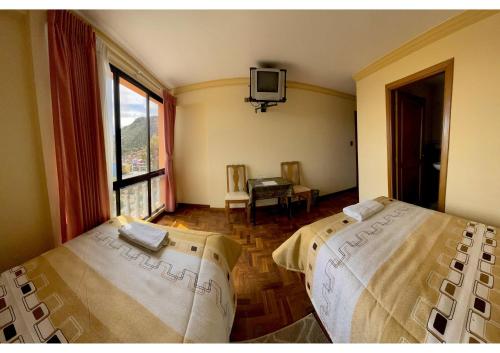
[176,202,210,209]
[170,188,358,213]
[152,203,210,219]
[318,187,358,201]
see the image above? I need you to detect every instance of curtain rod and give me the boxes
[70,10,170,94]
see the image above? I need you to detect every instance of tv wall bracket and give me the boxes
[244,97,281,113]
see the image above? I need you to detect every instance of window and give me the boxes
[110,65,166,219]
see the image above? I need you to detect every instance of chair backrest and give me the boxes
[281,161,301,185]
[226,165,247,193]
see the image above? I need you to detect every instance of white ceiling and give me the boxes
[82,10,460,94]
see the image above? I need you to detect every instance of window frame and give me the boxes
[110,64,165,218]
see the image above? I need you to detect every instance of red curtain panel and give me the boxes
[48,10,110,243]
[163,90,177,212]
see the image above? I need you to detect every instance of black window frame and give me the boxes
[110,64,165,219]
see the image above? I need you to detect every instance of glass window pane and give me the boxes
[151,175,166,212]
[119,78,148,179]
[107,73,117,182]
[120,182,148,219]
[149,98,165,171]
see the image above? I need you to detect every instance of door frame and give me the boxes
[385,58,454,212]
[354,111,359,188]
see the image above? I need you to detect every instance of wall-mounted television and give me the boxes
[249,67,287,102]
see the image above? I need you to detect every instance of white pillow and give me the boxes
[343,200,384,222]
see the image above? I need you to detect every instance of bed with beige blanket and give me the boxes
[0,216,241,343]
[273,197,499,343]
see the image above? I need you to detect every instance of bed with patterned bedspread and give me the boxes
[0,216,241,343]
[273,197,499,343]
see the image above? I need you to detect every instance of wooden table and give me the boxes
[247,177,293,225]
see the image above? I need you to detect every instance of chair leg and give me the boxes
[245,201,250,223]
[225,201,230,223]
[306,191,312,213]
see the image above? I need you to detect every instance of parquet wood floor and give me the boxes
[155,188,359,341]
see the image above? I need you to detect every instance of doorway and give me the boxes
[386,59,453,212]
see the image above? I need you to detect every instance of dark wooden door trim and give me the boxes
[354,111,359,188]
[385,58,454,212]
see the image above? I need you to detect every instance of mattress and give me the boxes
[272,197,499,343]
[0,216,241,343]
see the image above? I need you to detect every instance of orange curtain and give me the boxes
[163,90,177,212]
[48,10,110,243]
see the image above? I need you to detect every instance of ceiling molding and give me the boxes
[288,81,356,100]
[174,78,248,95]
[353,10,499,82]
[173,78,356,101]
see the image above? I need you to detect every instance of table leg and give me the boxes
[287,196,292,219]
[252,200,256,225]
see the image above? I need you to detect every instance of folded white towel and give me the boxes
[343,200,384,222]
[118,222,168,251]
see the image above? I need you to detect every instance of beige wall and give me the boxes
[175,85,357,208]
[28,11,61,246]
[356,13,500,226]
[0,11,54,271]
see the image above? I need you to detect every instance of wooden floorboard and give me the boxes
[155,188,359,341]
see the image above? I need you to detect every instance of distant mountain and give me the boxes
[121,117,158,153]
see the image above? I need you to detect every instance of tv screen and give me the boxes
[249,68,286,102]
[257,71,279,92]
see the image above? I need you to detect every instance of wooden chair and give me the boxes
[225,164,250,223]
[281,161,312,212]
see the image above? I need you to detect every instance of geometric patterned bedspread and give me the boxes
[272,197,499,342]
[0,216,241,343]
